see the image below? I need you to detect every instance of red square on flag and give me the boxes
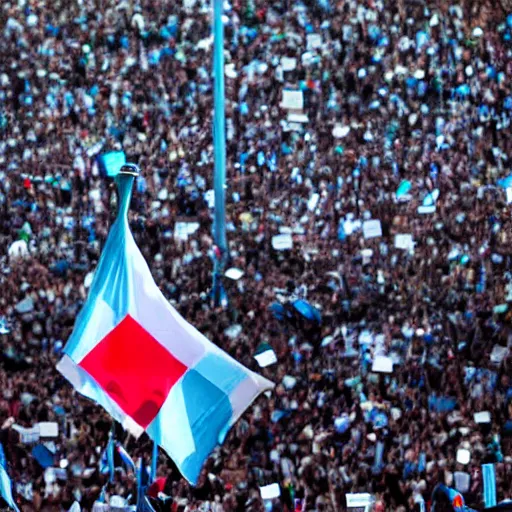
[79,314,187,428]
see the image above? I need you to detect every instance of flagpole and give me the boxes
[108,422,115,484]
[150,441,158,483]
[212,0,228,306]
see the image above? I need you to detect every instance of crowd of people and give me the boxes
[2,0,512,510]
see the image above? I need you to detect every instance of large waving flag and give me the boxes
[57,165,274,485]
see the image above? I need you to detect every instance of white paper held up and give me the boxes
[474,411,491,424]
[260,483,281,500]
[372,356,393,373]
[363,220,382,239]
[272,234,293,251]
[281,90,304,110]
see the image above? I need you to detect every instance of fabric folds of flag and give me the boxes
[0,443,19,512]
[57,168,274,485]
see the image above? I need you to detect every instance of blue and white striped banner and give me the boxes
[482,463,497,508]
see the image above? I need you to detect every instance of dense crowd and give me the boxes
[2,0,512,510]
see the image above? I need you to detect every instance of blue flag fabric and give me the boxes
[136,459,156,512]
[100,436,115,483]
[0,444,19,512]
[483,463,497,508]
[31,444,54,468]
[292,299,322,324]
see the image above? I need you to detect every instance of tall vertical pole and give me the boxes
[150,441,158,483]
[212,0,228,306]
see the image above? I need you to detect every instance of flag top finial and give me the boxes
[116,163,140,219]
[119,163,140,177]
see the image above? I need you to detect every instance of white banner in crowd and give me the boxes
[13,422,59,443]
[363,220,382,239]
[272,234,293,251]
[281,90,304,110]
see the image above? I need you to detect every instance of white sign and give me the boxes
[307,34,322,50]
[225,268,244,280]
[456,448,471,465]
[260,483,281,500]
[474,411,491,424]
[281,57,297,71]
[418,205,436,214]
[394,234,414,251]
[272,234,293,251]
[372,355,393,373]
[454,471,470,493]
[281,90,304,110]
[491,344,509,364]
[254,349,278,368]
[282,375,297,389]
[363,220,382,239]
[174,222,200,241]
[346,493,374,508]
[204,189,215,208]
[39,422,58,438]
[8,240,29,260]
[308,193,320,212]
[287,113,309,124]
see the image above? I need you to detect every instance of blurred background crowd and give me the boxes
[2,0,512,510]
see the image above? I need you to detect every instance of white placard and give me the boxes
[204,189,215,208]
[174,222,200,241]
[225,268,244,280]
[281,90,304,110]
[418,205,436,214]
[15,297,34,314]
[507,188,512,204]
[308,193,320,211]
[363,220,382,239]
[282,375,297,389]
[39,422,59,438]
[394,234,414,251]
[454,472,470,493]
[8,240,29,259]
[491,344,509,364]
[254,349,278,368]
[474,411,491,424]
[272,234,293,251]
[260,483,281,500]
[346,493,373,508]
[281,57,297,71]
[287,113,309,123]
[307,34,322,50]
[456,448,471,465]
[372,355,393,373]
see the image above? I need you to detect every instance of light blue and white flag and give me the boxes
[57,168,274,485]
